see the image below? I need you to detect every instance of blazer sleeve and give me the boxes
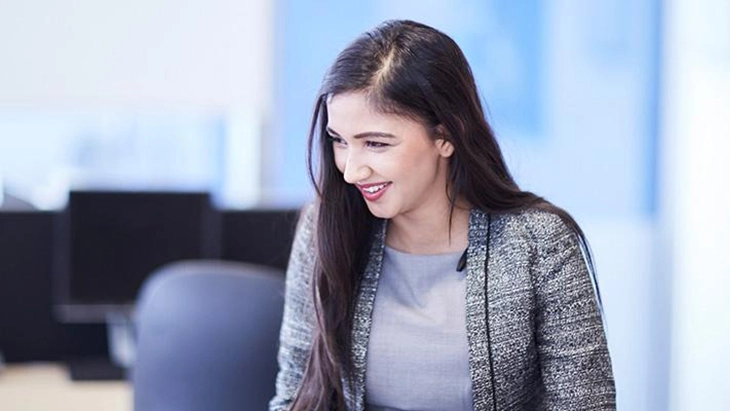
[269,203,318,411]
[531,212,616,410]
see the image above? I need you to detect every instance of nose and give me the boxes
[342,151,372,184]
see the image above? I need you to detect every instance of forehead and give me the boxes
[326,91,425,135]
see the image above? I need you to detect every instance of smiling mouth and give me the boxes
[356,182,392,200]
[362,183,389,193]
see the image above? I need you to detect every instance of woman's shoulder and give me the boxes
[487,207,575,250]
[286,202,318,281]
[296,201,318,231]
[290,201,318,250]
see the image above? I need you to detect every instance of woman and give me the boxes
[270,20,615,411]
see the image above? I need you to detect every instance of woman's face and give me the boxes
[326,91,455,221]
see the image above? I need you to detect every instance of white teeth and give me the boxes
[363,184,387,193]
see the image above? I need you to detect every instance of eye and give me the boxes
[366,141,389,149]
[327,135,347,146]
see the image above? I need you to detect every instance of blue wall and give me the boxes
[273,1,659,219]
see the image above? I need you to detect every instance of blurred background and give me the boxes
[0,0,728,410]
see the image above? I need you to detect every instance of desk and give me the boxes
[0,363,131,411]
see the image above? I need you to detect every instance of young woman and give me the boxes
[270,20,615,411]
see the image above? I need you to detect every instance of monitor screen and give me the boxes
[54,191,219,322]
[221,208,299,272]
[0,211,61,361]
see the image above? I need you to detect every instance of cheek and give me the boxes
[399,151,443,187]
[400,148,436,173]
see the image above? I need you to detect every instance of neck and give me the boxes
[385,201,470,255]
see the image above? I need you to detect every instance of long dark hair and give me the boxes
[291,19,602,410]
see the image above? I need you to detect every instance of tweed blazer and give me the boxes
[270,204,616,411]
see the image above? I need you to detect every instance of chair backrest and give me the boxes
[132,260,285,411]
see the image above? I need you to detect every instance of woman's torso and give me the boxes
[365,245,473,411]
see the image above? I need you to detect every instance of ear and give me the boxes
[434,125,455,158]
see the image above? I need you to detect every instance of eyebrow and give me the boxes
[326,126,396,139]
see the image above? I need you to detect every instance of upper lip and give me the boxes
[356,182,390,188]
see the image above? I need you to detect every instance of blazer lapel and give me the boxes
[348,218,388,410]
[465,208,495,411]
[346,211,495,411]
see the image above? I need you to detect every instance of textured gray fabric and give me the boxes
[365,246,472,411]
[270,205,616,411]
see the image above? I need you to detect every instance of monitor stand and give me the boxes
[67,311,135,381]
[68,358,126,381]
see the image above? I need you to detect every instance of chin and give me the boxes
[364,202,396,219]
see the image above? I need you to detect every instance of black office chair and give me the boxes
[132,260,285,411]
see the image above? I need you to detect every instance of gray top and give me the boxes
[270,206,615,411]
[365,246,473,411]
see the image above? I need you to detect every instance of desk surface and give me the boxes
[0,363,131,411]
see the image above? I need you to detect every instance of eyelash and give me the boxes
[326,135,344,145]
[366,141,389,148]
[327,135,389,149]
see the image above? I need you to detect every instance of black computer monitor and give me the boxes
[0,211,60,362]
[220,208,300,272]
[54,190,220,323]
